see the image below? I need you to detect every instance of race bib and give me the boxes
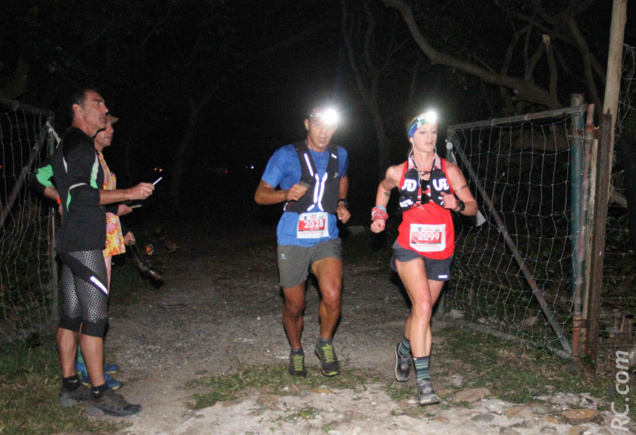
[297,212,329,239]
[409,223,446,252]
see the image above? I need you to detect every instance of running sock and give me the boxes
[413,356,431,382]
[291,347,304,356]
[91,383,108,399]
[63,375,81,391]
[397,336,411,357]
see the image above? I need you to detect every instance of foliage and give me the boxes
[435,325,635,414]
[0,334,123,434]
[187,364,375,410]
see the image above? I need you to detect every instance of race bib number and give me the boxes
[297,212,329,239]
[409,223,446,252]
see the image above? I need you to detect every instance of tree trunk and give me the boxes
[169,100,200,213]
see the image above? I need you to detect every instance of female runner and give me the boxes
[370,111,477,405]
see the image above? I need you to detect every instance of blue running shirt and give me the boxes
[261,144,348,247]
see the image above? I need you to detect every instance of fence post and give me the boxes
[586,113,613,361]
[569,94,586,357]
[47,113,58,320]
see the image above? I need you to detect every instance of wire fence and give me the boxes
[441,41,636,361]
[443,106,584,356]
[0,97,57,344]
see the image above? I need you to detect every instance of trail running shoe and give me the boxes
[76,360,119,375]
[314,340,340,377]
[417,380,440,406]
[58,384,91,407]
[86,388,142,417]
[394,344,411,382]
[103,362,119,374]
[78,370,122,390]
[288,351,307,377]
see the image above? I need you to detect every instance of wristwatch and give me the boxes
[456,199,465,212]
[338,198,348,207]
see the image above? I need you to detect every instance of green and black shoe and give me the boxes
[288,350,307,377]
[314,339,340,377]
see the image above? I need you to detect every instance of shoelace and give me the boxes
[292,354,305,371]
[320,344,335,363]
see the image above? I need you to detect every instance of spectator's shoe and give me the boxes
[76,360,119,375]
[78,370,123,390]
[58,384,91,407]
[86,389,142,417]
[288,351,307,377]
[417,380,440,406]
[394,344,411,382]
[314,340,340,377]
[103,362,119,374]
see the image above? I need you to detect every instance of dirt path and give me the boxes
[101,214,627,434]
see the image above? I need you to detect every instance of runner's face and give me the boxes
[305,108,337,152]
[410,123,437,153]
[76,90,109,133]
[94,121,114,150]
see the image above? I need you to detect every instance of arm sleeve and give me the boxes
[29,163,54,196]
[65,143,101,206]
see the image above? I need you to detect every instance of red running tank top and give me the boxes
[396,158,455,259]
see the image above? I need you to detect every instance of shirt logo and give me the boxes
[402,179,418,192]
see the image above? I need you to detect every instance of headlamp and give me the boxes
[309,108,339,126]
[407,110,438,138]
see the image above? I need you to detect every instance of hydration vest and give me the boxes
[284,141,340,214]
[398,154,452,212]
[396,154,455,259]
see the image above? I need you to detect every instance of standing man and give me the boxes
[75,114,136,390]
[51,88,153,416]
[255,101,351,377]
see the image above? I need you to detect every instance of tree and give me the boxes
[340,0,414,176]
[380,0,612,118]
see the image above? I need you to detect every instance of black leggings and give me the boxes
[59,250,109,338]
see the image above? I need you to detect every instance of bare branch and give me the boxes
[383,0,557,108]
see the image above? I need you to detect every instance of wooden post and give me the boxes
[603,0,627,142]
[585,114,613,361]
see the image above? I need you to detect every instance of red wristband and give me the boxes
[56,197,61,205]
[371,206,389,222]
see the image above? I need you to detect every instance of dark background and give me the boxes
[1,0,632,223]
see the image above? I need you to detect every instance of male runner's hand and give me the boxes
[337,203,351,223]
[285,183,308,202]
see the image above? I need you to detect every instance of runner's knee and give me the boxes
[285,299,305,317]
[320,285,342,306]
[59,315,82,332]
[412,300,433,319]
[81,317,109,337]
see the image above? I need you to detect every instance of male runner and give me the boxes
[255,101,351,377]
